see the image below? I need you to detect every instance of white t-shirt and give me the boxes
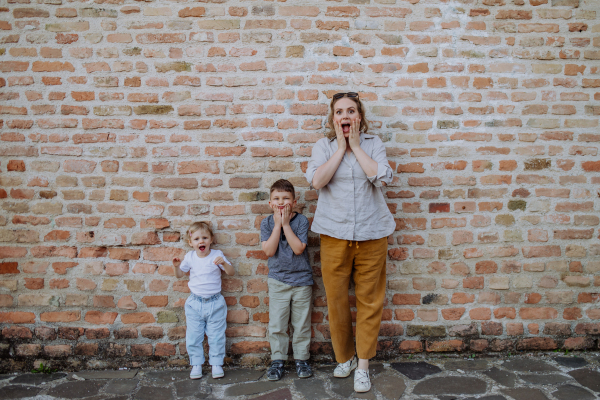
[179,249,229,297]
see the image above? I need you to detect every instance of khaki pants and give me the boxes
[268,278,312,361]
[320,235,387,363]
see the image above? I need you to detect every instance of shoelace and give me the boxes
[355,370,370,384]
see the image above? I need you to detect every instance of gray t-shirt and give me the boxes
[260,213,313,287]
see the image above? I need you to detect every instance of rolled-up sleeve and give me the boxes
[305,138,329,189]
[367,136,393,187]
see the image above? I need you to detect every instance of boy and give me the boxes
[260,179,313,380]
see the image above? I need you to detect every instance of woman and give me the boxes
[305,92,395,392]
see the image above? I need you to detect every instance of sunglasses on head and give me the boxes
[332,92,359,100]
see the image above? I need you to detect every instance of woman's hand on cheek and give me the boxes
[334,120,346,153]
[348,118,361,150]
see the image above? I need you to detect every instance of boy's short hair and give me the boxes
[270,179,295,199]
[185,221,213,243]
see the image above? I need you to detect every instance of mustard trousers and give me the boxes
[320,234,388,363]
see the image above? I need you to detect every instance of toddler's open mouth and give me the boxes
[199,245,206,251]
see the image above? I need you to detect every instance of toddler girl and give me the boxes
[173,221,235,379]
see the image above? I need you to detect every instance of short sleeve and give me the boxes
[305,138,330,189]
[367,136,393,188]
[260,215,273,242]
[294,215,309,244]
[179,252,192,273]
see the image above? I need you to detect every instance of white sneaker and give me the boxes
[354,368,371,393]
[190,365,202,380]
[333,356,357,378]
[212,365,224,379]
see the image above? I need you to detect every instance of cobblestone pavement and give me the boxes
[0,353,599,399]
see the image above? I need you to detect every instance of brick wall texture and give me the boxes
[1,0,600,369]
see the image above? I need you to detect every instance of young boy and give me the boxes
[260,179,313,380]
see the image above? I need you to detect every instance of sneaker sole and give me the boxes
[190,375,202,380]
[212,374,224,379]
[354,385,371,393]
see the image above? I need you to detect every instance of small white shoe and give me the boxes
[190,365,202,380]
[354,368,371,393]
[212,365,224,379]
[333,356,358,378]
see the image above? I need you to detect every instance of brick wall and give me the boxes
[1,0,600,370]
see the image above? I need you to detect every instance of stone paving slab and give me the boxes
[518,373,571,385]
[105,379,139,395]
[502,387,551,400]
[251,388,293,400]
[412,376,487,395]
[294,377,330,400]
[552,384,596,400]
[483,367,517,388]
[391,361,442,380]
[10,372,67,384]
[47,380,106,399]
[174,379,211,398]
[224,381,285,397]
[553,356,588,369]
[328,374,355,398]
[0,385,42,399]
[134,385,174,400]
[502,359,559,372]
[74,370,139,380]
[145,370,189,384]
[371,372,406,400]
[567,368,600,392]
[445,359,489,371]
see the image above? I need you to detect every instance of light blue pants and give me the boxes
[185,293,227,366]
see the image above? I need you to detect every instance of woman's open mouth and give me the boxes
[199,246,206,251]
[342,123,350,133]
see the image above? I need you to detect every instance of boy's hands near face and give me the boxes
[281,204,292,226]
[271,203,282,227]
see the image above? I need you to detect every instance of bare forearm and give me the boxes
[352,146,378,177]
[282,225,306,255]
[311,150,344,190]
[222,262,235,276]
[174,266,184,278]
[261,229,281,257]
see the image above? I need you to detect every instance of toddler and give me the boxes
[173,221,235,379]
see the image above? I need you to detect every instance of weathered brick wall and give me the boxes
[1,0,600,370]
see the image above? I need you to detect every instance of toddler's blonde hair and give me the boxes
[185,221,213,244]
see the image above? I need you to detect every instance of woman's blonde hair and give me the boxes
[185,221,213,243]
[325,93,369,140]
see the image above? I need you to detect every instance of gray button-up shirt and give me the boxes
[305,133,396,241]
